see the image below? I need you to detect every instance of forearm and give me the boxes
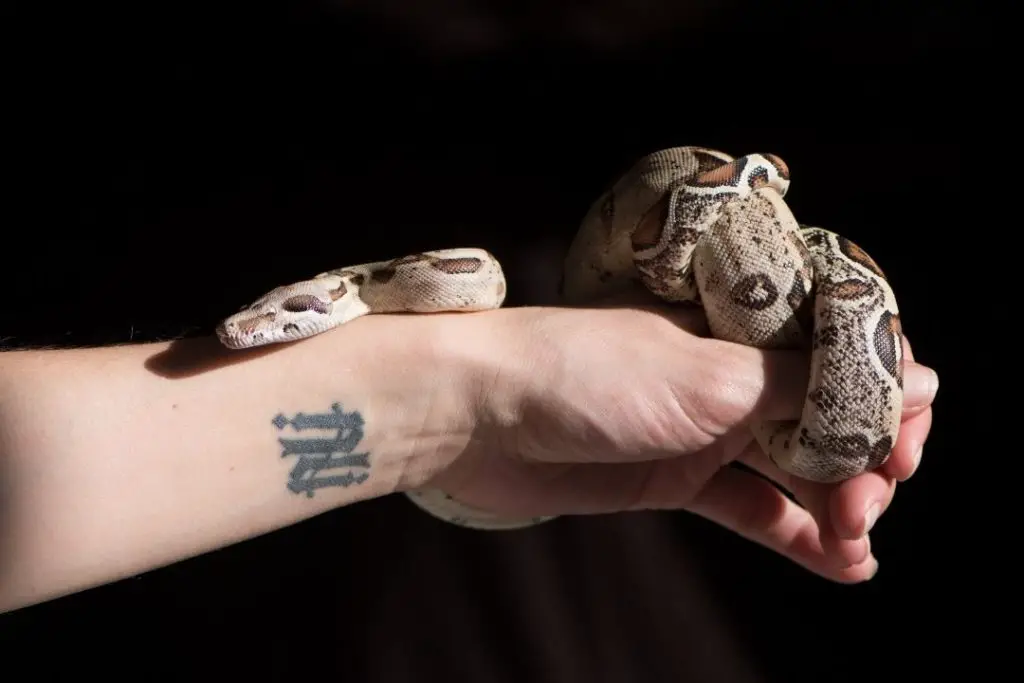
[0,313,483,613]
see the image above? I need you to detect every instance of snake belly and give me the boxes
[217,147,904,530]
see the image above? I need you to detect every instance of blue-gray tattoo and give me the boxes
[273,402,370,497]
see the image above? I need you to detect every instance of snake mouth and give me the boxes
[216,329,253,349]
[215,322,256,349]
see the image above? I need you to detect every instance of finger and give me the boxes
[902,361,939,417]
[741,443,901,548]
[887,335,937,479]
[827,469,898,541]
[736,449,886,565]
[436,455,875,581]
[742,445,897,536]
[901,335,939,412]
[447,435,747,518]
[679,338,811,433]
[686,465,879,583]
[885,405,931,481]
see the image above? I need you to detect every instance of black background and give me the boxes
[0,1,998,680]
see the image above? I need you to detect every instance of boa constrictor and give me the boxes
[216,146,904,531]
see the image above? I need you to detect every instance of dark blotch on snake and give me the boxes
[760,153,790,179]
[837,236,887,279]
[786,275,814,332]
[803,229,827,248]
[373,254,432,283]
[691,157,747,187]
[371,268,396,284]
[693,150,730,174]
[730,273,779,311]
[392,254,431,266]
[814,325,840,349]
[747,167,770,189]
[786,274,808,312]
[282,294,331,315]
[631,195,670,250]
[329,281,349,300]
[874,310,903,386]
[822,278,874,300]
[431,257,483,275]
[821,433,893,471]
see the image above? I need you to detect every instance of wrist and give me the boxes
[406,307,542,492]
[378,309,514,493]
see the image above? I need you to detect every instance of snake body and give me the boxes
[216,146,904,530]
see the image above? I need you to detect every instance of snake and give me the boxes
[216,146,904,531]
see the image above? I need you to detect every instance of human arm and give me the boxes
[0,303,937,614]
[0,312,481,614]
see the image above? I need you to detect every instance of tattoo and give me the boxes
[273,402,370,497]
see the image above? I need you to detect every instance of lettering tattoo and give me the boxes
[272,402,370,497]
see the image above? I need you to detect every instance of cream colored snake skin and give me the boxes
[216,146,904,531]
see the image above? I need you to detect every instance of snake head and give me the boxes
[215,280,342,349]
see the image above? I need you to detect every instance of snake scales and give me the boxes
[216,146,904,530]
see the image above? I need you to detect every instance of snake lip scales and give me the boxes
[217,147,903,530]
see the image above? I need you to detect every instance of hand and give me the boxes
[429,304,938,583]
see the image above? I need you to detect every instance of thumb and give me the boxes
[677,334,811,434]
[589,300,811,437]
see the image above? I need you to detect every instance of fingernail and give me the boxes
[904,364,939,408]
[898,444,924,482]
[863,502,881,536]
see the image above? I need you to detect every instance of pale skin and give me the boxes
[0,303,937,614]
